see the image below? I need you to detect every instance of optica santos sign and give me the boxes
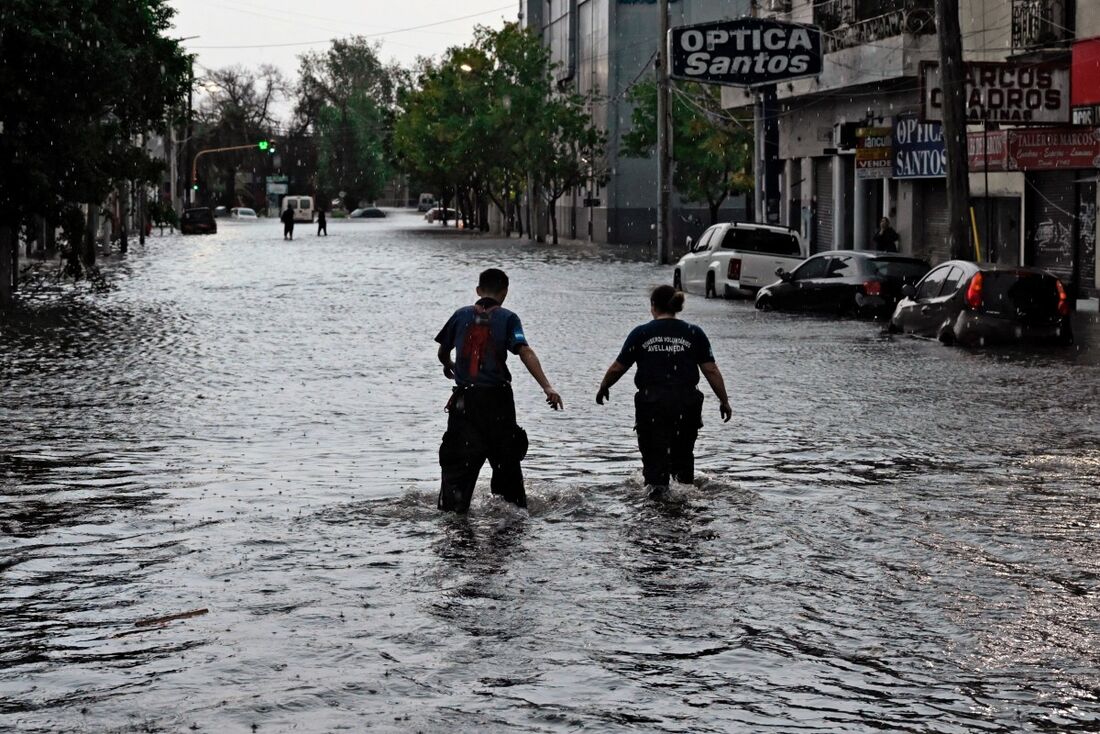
[669,19,823,87]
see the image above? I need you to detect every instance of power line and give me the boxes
[188,5,515,50]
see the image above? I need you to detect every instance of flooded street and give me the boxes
[2,212,1099,732]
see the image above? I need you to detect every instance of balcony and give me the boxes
[814,0,936,54]
[1011,0,1073,51]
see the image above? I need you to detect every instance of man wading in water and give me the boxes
[436,268,563,513]
[596,285,731,499]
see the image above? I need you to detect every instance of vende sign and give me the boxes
[921,61,1070,124]
[669,19,822,87]
[856,127,892,179]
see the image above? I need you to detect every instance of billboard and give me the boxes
[856,127,892,179]
[921,61,1070,124]
[669,19,823,87]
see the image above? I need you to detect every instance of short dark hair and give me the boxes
[650,284,685,314]
[479,268,509,293]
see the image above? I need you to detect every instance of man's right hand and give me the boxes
[442,363,455,380]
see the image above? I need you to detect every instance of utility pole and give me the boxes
[184,55,195,207]
[936,0,972,260]
[656,0,672,264]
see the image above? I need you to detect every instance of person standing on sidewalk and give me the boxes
[596,285,731,498]
[280,204,295,240]
[435,268,563,513]
[872,217,900,252]
[316,208,327,236]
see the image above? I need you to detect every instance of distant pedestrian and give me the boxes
[597,285,731,499]
[436,268,563,513]
[317,209,327,236]
[281,205,295,240]
[872,217,900,252]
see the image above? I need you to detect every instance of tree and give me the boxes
[295,39,404,210]
[0,0,190,296]
[623,81,754,225]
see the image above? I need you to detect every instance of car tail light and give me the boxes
[965,272,984,310]
[728,258,742,281]
[862,280,882,297]
[1056,279,1070,317]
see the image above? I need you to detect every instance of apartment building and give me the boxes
[724,0,1096,299]
[522,0,751,247]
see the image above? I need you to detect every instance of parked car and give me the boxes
[755,250,930,318]
[424,207,458,222]
[417,193,436,212]
[230,207,257,219]
[180,207,217,235]
[673,222,805,299]
[213,205,229,218]
[890,261,1073,346]
[283,195,314,223]
[349,207,387,219]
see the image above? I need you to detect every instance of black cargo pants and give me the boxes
[634,386,704,487]
[439,385,529,513]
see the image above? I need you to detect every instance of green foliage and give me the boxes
[622,81,753,223]
[295,38,403,209]
[0,0,190,222]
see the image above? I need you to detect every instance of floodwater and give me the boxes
[2,212,1099,733]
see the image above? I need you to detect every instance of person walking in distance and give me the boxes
[872,217,900,252]
[317,208,327,236]
[281,203,295,240]
[436,268,563,513]
[596,285,731,498]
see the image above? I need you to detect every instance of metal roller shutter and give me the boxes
[1027,171,1076,284]
[813,158,833,253]
[924,181,950,265]
[1078,181,1096,294]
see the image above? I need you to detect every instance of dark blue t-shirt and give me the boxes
[615,318,715,389]
[436,298,529,387]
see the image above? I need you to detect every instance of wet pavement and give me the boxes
[2,211,1099,732]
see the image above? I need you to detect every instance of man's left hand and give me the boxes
[545,388,563,410]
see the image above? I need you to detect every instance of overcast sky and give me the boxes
[167,0,519,83]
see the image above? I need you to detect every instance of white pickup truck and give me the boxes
[673,222,806,299]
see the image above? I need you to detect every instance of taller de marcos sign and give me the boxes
[669,18,823,87]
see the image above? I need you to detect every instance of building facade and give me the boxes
[724,0,1097,300]
[522,0,752,247]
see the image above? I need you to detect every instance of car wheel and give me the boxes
[937,324,956,346]
[886,320,901,334]
[756,295,773,312]
[673,270,682,290]
[705,273,717,299]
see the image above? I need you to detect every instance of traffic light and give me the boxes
[192,183,199,191]
[257,140,269,151]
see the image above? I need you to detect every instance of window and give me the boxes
[869,257,931,280]
[939,266,964,296]
[694,227,717,252]
[288,199,298,209]
[720,227,801,256]
[824,256,854,278]
[915,266,951,300]
[793,256,830,280]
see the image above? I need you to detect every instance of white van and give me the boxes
[417,193,436,212]
[283,195,314,223]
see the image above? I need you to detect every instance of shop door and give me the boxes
[813,158,833,253]
[1026,171,1076,284]
[924,181,950,265]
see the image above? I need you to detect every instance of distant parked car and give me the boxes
[755,250,930,318]
[673,222,805,299]
[230,207,257,219]
[349,207,386,219]
[890,262,1073,346]
[180,207,217,235]
[424,207,458,222]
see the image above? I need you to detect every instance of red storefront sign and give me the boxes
[1006,127,1100,170]
[967,130,1008,171]
[1072,37,1100,107]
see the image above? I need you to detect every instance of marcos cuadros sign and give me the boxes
[669,19,823,87]
[921,61,1070,124]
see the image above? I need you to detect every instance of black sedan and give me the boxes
[889,261,1073,346]
[349,207,386,219]
[755,250,930,318]
[180,207,217,235]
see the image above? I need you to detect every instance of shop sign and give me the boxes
[855,126,892,179]
[1072,37,1100,107]
[1006,127,1100,170]
[921,61,1070,124]
[892,118,946,178]
[669,18,823,87]
[966,129,1009,171]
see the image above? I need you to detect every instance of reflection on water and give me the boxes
[2,214,1099,731]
